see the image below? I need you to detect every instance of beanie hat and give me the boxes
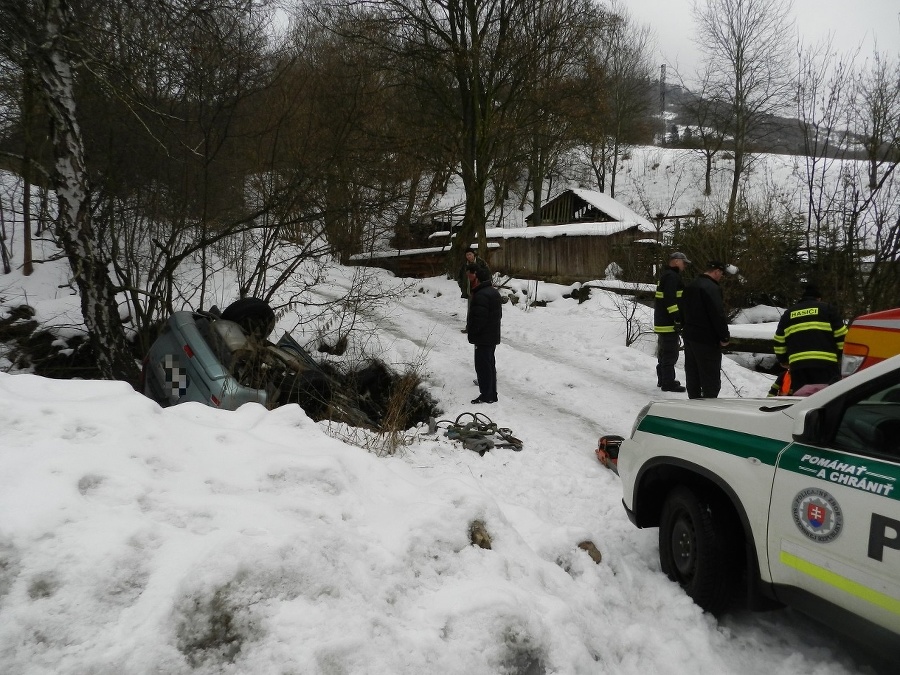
[669,251,691,264]
[475,267,492,283]
[708,261,739,275]
[802,283,821,299]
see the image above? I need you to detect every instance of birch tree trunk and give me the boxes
[22,64,35,277]
[31,0,139,383]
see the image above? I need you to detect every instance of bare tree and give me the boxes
[579,3,655,198]
[679,64,728,196]
[62,0,291,353]
[595,2,655,198]
[857,50,900,192]
[794,39,857,254]
[334,0,529,263]
[285,16,445,264]
[0,31,53,277]
[692,0,796,226]
[0,0,304,370]
[846,49,900,313]
[793,42,900,315]
[1,0,140,381]
[519,0,609,225]
[323,0,607,266]
[19,62,37,277]
[605,291,650,347]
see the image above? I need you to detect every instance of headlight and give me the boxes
[630,402,653,438]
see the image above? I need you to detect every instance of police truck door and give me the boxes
[766,374,900,636]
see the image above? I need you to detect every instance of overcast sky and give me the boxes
[626,0,900,78]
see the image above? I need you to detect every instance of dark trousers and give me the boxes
[656,333,680,386]
[790,364,840,392]
[474,344,497,400]
[684,340,722,399]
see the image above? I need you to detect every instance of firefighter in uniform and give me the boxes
[773,284,848,393]
[653,252,689,392]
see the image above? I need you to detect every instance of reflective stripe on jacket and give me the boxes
[653,266,684,334]
[773,299,847,367]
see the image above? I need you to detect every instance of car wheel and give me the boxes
[659,485,735,615]
[222,298,275,338]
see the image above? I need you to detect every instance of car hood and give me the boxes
[639,395,801,442]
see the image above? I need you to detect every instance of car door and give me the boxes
[767,373,900,635]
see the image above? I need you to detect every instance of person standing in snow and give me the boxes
[773,284,847,393]
[653,252,689,392]
[466,265,502,404]
[682,261,731,399]
[458,250,490,299]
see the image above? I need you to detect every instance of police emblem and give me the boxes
[792,488,843,543]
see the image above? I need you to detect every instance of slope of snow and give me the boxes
[0,257,889,673]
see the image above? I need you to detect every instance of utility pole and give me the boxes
[659,64,666,146]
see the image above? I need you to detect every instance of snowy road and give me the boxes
[333,270,890,674]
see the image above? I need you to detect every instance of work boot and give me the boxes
[661,383,686,392]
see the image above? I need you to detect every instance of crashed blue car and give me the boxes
[142,299,369,423]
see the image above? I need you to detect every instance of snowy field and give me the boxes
[1,151,894,673]
[1,249,893,673]
[435,146,838,231]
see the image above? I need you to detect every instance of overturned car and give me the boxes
[141,299,437,428]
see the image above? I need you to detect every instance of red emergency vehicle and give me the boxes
[841,307,900,376]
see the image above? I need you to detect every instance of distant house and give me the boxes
[526,188,649,227]
[486,189,661,283]
[351,188,661,284]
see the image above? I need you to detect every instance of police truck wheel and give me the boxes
[659,486,735,615]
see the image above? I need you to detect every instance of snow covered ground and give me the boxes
[0,241,892,673]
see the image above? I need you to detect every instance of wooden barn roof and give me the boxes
[526,189,656,232]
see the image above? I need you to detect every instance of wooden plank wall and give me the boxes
[349,230,660,283]
[488,230,658,284]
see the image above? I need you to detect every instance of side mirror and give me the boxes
[793,408,824,444]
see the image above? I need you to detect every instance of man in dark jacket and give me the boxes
[682,261,731,399]
[466,265,502,404]
[773,284,847,392]
[653,251,689,392]
[458,250,490,299]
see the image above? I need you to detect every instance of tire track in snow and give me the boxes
[386,288,660,437]
[304,279,621,526]
[305,277,653,446]
[364,289,644,521]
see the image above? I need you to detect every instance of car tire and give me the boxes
[221,298,275,338]
[659,485,736,615]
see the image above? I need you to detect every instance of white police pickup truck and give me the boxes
[619,354,900,656]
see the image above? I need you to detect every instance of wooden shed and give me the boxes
[483,221,659,284]
[526,188,647,227]
[351,189,661,283]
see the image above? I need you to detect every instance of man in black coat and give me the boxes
[653,251,689,392]
[682,261,731,399]
[466,265,502,404]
